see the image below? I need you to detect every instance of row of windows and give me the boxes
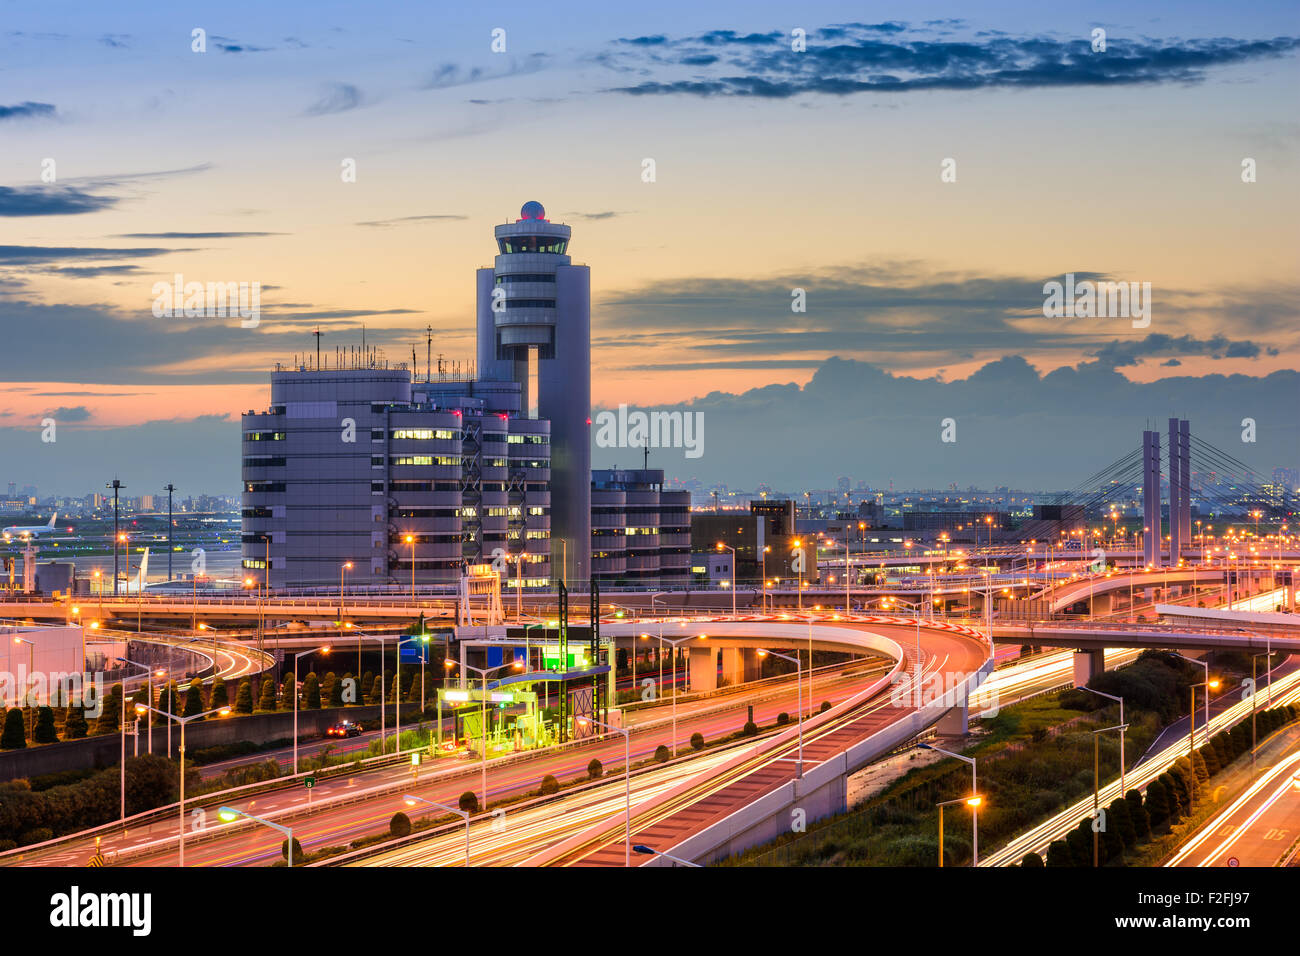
[242,507,273,518]
[384,481,463,492]
[507,434,549,444]
[245,481,285,493]
[497,238,568,255]
[502,298,556,309]
[244,431,285,441]
[392,428,457,441]
[243,457,286,467]
[393,455,462,467]
[494,273,556,284]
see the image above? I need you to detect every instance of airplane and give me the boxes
[123,548,150,593]
[2,512,58,541]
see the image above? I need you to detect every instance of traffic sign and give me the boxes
[1227,857,1239,867]
[304,776,316,790]
[87,852,104,867]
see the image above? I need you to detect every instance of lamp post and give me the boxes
[394,634,430,749]
[760,547,771,613]
[13,637,35,714]
[344,625,386,749]
[884,596,924,709]
[757,648,802,777]
[654,629,698,754]
[136,703,231,866]
[919,742,978,865]
[792,538,804,611]
[404,534,415,604]
[459,659,525,809]
[113,657,150,821]
[633,843,700,867]
[576,713,631,867]
[217,806,294,866]
[514,551,527,621]
[715,542,737,618]
[291,645,330,774]
[936,795,982,867]
[1077,686,1126,794]
[1091,722,1129,866]
[1171,652,1216,748]
[340,562,352,623]
[403,794,471,866]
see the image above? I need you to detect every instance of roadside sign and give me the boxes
[303,776,316,790]
[87,852,104,867]
[1227,857,1239,867]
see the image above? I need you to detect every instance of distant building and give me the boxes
[591,469,690,586]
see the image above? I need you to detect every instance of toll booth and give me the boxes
[435,685,543,756]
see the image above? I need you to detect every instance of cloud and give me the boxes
[211,36,270,54]
[305,82,365,115]
[114,232,283,239]
[420,55,548,91]
[566,210,624,221]
[599,23,1300,98]
[0,185,117,217]
[0,101,56,121]
[42,406,91,422]
[355,214,467,227]
[0,245,187,266]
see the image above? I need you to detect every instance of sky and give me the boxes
[1,1,1297,495]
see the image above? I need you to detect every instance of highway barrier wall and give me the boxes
[0,700,424,781]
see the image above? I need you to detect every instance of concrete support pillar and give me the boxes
[744,648,762,682]
[1071,648,1106,687]
[688,646,717,693]
[721,647,744,686]
[936,700,969,735]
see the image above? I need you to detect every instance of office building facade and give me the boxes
[591,469,690,586]
[241,364,550,588]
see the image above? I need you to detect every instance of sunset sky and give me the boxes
[2,1,1297,494]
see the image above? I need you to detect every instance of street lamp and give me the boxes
[576,713,631,867]
[217,806,295,867]
[1077,685,1126,794]
[340,562,352,622]
[113,657,150,821]
[918,742,978,865]
[633,843,700,867]
[404,534,416,604]
[1091,722,1128,866]
[459,658,525,808]
[883,596,924,709]
[345,624,388,749]
[395,633,431,748]
[514,551,527,621]
[757,648,802,777]
[936,795,982,867]
[1171,652,1217,748]
[760,546,771,613]
[403,794,470,866]
[136,702,231,866]
[715,542,737,619]
[654,628,699,754]
[291,645,330,773]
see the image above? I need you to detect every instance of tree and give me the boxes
[390,812,412,838]
[258,676,278,712]
[2,708,28,749]
[777,712,790,725]
[1190,750,1209,785]
[690,732,704,751]
[331,673,348,708]
[94,684,122,735]
[539,774,559,795]
[1020,851,1045,868]
[742,720,758,736]
[321,672,337,708]
[33,706,57,744]
[1144,778,1171,827]
[158,681,180,720]
[1045,839,1073,867]
[210,677,229,712]
[389,675,401,708]
[458,791,479,814]
[360,671,375,703]
[280,674,296,710]
[303,673,321,710]
[234,679,254,715]
[63,704,89,740]
[587,758,603,780]
[1107,797,1137,850]
[1200,742,1221,777]
[281,837,303,863]
[1125,789,1151,839]
[654,745,670,763]
[183,678,205,718]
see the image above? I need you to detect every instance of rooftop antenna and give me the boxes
[426,325,433,384]
[313,327,322,369]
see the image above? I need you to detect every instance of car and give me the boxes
[325,720,362,738]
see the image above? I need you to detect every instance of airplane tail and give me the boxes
[47,512,57,528]
[131,548,149,591]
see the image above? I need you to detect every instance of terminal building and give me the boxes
[241,364,550,588]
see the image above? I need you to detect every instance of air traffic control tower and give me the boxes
[477,201,590,585]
